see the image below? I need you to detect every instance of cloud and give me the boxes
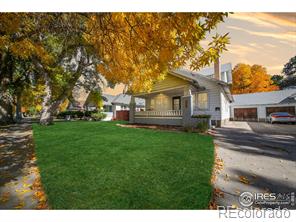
[264,43,277,48]
[230,13,278,28]
[248,42,263,49]
[257,13,296,28]
[268,65,284,74]
[226,25,296,43]
[231,13,296,29]
[226,44,257,57]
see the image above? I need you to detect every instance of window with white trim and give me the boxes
[194,92,208,110]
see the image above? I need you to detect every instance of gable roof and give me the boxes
[232,89,296,106]
[102,94,117,106]
[112,93,145,107]
[171,68,233,102]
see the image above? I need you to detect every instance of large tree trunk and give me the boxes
[39,72,54,125]
[0,95,14,125]
[0,53,15,125]
[39,72,75,125]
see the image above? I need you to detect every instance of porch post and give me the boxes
[129,95,136,123]
[182,87,193,127]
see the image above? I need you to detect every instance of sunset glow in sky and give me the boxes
[104,13,296,95]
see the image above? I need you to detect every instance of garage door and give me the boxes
[234,108,258,121]
[266,106,295,116]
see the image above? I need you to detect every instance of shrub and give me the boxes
[91,112,107,121]
[196,121,209,133]
[191,114,211,119]
[191,115,211,133]
[56,110,84,119]
[84,110,97,117]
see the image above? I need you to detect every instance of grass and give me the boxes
[32,121,214,209]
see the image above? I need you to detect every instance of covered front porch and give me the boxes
[130,86,194,126]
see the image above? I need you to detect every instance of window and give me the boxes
[194,92,208,110]
[172,96,181,110]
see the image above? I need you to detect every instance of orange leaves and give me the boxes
[32,175,48,209]
[232,63,279,95]
[238,175,250,185]
[87,13,229,93]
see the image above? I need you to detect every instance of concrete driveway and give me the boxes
[213,121,296,209]
[248,122,296,136]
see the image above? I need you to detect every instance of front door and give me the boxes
[172,96,181,110]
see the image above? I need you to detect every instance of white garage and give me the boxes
[230,89,296,122]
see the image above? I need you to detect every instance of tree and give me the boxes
[88,13,230,93]
[231,63,278,94]
[1,13,229,125]
[85,90,104,110]
[283,55,296,76]
[0,13,52,124]
[278,55,296,89]
[271,74,284,87]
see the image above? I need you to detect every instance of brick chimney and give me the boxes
[214,58,221,80]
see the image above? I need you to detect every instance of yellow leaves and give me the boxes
[239,175,250,185]
[36,104,43,112]
[10,39,35,59]
[32,176,48,209]
[86,13,229,93]
[0,36,10,50]
[15,188,31,195]
[14,201,25,209]
[9,39,53,64]
[0,192,10,204]
[0,13,21,34]
[59,99,69,112]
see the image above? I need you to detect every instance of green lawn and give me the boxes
[32,121,214,209]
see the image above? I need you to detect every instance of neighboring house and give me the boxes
[129,61,233,127]
[230,89,296,121]
[84,93,145,119]
[101,94,116,112]
[111,93,145,119]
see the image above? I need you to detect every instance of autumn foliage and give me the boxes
[1,13,229,125]
[231,63,279,94]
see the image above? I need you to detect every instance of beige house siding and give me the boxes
[150,74,188,93]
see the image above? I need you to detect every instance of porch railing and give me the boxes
[135,110,183,117]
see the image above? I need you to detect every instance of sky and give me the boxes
[103,12,296,95]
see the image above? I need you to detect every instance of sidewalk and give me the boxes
[0,124,47,209]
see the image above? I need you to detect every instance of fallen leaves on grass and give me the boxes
[208,200,217,210]
[32,173,48,209]
[209,144,225,209]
